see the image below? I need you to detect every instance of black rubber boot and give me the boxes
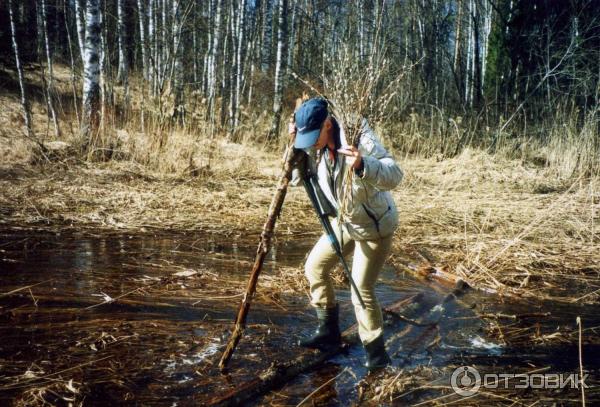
[298,304,342,350]
[364,334,391,372]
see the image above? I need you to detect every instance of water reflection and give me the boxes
[0,229,598,405]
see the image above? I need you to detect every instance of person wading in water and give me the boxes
[289,97,403,371]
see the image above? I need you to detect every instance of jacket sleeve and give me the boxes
[357,129,403,191]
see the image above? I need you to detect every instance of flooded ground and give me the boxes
[0,228,598,405]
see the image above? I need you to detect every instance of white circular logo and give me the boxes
[451,366,481,396]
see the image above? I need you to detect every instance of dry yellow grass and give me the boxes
[1,144,597,304]
[0,64,598,305]
[394,148,599,303]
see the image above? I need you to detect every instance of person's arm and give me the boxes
[353,123,403,191]
[338,130,403,192]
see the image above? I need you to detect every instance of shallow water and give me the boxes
[0,228,598,405]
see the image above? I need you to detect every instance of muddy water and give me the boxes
[0,229,598,405]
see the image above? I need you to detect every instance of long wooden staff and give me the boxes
[218,140,302,372]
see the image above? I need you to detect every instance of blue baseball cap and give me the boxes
[294,98,328,149]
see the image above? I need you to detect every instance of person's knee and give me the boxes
[304,252,319,275]
[305,244,335,279]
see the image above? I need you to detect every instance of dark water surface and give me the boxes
[0,229,598,405]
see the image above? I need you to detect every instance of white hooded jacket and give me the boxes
[293,118,403,241]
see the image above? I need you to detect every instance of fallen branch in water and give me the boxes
[477,312,551,320]
[0,279,54,298]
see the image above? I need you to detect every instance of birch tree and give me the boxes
[63,0,81,124]
[39,0,61,137]
[202,0,213,95]
[233,0,247,131]
[207,0,223,119]
[160,0,169,91]
[172,0,185,120]
[8,0,34,140]
[148,0,157,94]
[75,0,86,63]
[81,0,101,147]
[268,0,288,142]
[136,0,149,80]
[116,0,128,84]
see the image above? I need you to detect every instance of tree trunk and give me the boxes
[8,0,34,140]
[148,0,157,94]
[202,0,213,96]
[136,0,149,81]
[99,0,109,128]
[40,0,61,138]
[63,0,81,125]
[160,0,169,92]
[207,0,223,120]
[172,0,185,121]
[75,0,86,63]
[233,0,247,132]
[192,1,199,85]
[472,1,482,107]
[267,0,288,142]
[116,0,128,84]
[219,2,231,128]
[481,1,493,92]
[286,0,297,74]
[453,0,463,72]
[260,0,272,72]
[81,0,101,149]
[464,0,473,106]
[247,0,263,105]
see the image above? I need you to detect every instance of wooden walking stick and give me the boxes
[218,137,303,372]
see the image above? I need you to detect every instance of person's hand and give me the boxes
[337,146,363,170]
[288,114,297,136]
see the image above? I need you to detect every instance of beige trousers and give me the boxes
[304,221,393,345]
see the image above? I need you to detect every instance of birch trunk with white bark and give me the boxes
[81,0,101,147]
[159,0,169,92]
[172,0,185,121]
[75,0,86,63]
[137,0,149,81]
[219,4,231,128]
[99,0,109,123]
[148,0,157,94]
[268,0,288,142]
[207,0,223,119]
[63,0,81,124]
[202,0,213,96]
[8,0,34,140]
[40,0,61,137]
[481,0,493,90]
[286,0,296,72]
[117,0,128,84]
[233,0,246,130]
[464,0,473,106]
